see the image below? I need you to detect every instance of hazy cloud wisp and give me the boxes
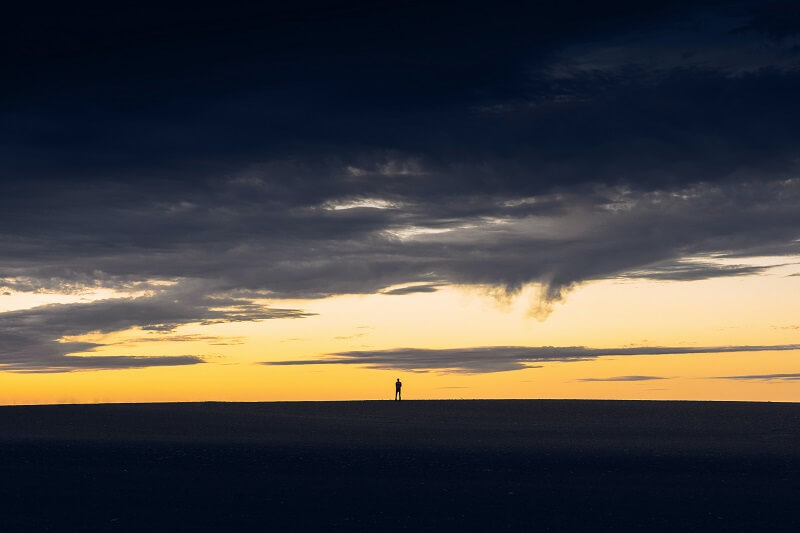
[264,344,800,374]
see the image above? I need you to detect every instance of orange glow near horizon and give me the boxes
[0,264,798,405]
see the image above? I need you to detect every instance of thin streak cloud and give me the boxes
[2,355,205,374]
[715,373,800,382]
[578,376,669,382]
[264,344,800,374]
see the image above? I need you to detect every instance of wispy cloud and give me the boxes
[113,334,244,346]
[578,375,668,382]
[715,373,800,382]
[333,333,367,340]
[625,261,777,281]
[264,344,800,374]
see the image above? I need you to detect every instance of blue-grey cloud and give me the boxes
[1,180,798,303]
[263,344,800,373]
[0,287,311,372]
[381,284,442,296]
[3,355,205,374]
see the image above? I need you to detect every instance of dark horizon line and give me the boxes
[1,397,798,409]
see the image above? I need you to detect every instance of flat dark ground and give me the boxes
[0,400,798,532]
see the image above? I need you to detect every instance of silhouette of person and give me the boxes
[395,378,402,401]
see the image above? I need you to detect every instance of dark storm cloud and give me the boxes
[3,0,798,189]
[263,344,800,373]
[744,0,800,41]
[1,1,799,370]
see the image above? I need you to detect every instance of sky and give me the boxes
[1,0,799,404]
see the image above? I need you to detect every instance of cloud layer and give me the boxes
[1,1,799,370]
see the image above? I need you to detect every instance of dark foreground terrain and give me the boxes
[0,400,797,532]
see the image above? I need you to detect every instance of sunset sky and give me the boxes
[1,0,799,404]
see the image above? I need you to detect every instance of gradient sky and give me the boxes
[1,0,799,403]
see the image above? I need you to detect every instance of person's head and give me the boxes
[396,378,400,382]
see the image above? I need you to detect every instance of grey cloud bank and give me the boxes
[1,0,799,370]
[0,288,310,372]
